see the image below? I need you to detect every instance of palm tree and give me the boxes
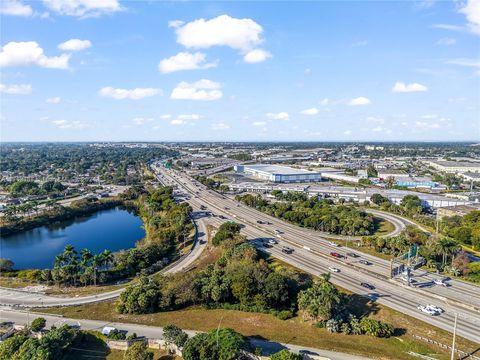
[435,238,459,267]
[100,249,114,270]
[80,248,92,263]
[63,245,77,263]
[91,255,101,286]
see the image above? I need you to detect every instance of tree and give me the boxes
[0,258,14,272]
[116,277,161,314]
[370,193,388,206]
[297,273,343,322]
[435,238,460,266]
[384,176,396,189]
[124,341,153,360]
[0,335,27,360]
[163,324,189,347]
[359,318,394,337]
[366,165,378,178]
[30,317,46,332]
[270,349,303,360]
[183,328,246,360]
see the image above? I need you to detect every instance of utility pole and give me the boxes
[450,312,458,360]
[435,210,440,235]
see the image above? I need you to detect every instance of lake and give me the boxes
[0,207,145,269]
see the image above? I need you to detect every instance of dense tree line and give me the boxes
[0,324,78,360]
[441,210,480,250]
[4,180,66,198]
[235,193,376,236]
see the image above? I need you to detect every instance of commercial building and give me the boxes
[425,160,480,174]
[234,164,321,183]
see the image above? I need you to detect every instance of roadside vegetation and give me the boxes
[235,192,376,236]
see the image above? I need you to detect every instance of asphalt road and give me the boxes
[154,165,480,344]
[0,309,371,360]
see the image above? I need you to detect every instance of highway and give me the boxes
[153,164,480,344]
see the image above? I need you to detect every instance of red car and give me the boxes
[330,252,343,258]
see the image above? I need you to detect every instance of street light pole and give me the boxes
[450,312,458,360]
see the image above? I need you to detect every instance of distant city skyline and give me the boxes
[1,0,479,142]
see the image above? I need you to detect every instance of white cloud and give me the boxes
[159,114,172,120]
[0,83,32,95]
[252,121,267,126]
[392,82,428,93]
[51,119,88,129]
[0,0,33,16]
[344,130,352,136]
[42,0,122,17]
[178,114,202,120]
[300,107,319,116]
[158,52,217,73]
[446,58,480,73]
[459,0,480,35]
[366,116,384,124]
[46,96,61,103]
[421,114,438,119]
[0,41,70,69]
[58,39,92,52]
[266,112,289,120]
[99,87,162,100]
[168,20,184,28]
[175,15,264,51]
[211,122,230,130]
[170,79,222,101]
[415,121,441,129]
[243,49,272,63]
[132,117,153,126]
[431,24,465,32]
[436,37,456,46]
[170,119,187,126]
[348,97,371,106]
[173,14,271,62]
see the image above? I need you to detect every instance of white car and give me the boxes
[328,242,340,247]
[417,305,439,316]
[328,267,340,273]
[426,304,444,313]
[433,279,448,287]
[268,239,278,245]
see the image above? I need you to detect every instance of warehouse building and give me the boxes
[425,160,480,174]
[234,164,321,183]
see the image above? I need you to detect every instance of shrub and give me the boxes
[270,349,303,360]
[326,319,340,333]
[30,317,46,332]
[359,318,394,338]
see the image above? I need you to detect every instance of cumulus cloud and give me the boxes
[392,82,428,93]
[58,39,92,52]
[266,112,289,120]
[170,119,186,126]
[99,86,162,100]
[253,121,267,126]
[348,97,371,106]
[46,96,61,103]
[159,114,172,120]
[0,83,32,95]
[170,79,222,101]
[51,119,88,129]
[173,15,271,63]
[42,0,122,17]
[366,116,384,124]
[243,49,272,63]
[0,0,33,16]
[178,114,202,120]
[211,122,230,130]
[158,52,217,73]
[132,117,153,126]
[459,0,480,35]
[344,130,352,136]
[300,107,319,115]
[0,41,70,69]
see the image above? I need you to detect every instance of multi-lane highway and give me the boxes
[153,163,480,344]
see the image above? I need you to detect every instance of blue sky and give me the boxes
[1,0,479,142]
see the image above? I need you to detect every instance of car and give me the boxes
[268,239,278,245]
[426,304,444,313]
[417,305,440,316]
[346,252,359,258]
[328,267,340,273]
[262,242,273,248]
[329,241,340,247]
[274,229,283,234]
[256,220,264,224]
[219,215,226,219]
[282,246,294,254]
[361,282,375,290]
[433,279,448,287]
[359,260,372,265]
[330,252,343,258]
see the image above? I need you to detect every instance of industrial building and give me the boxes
[234,164,321,183]
[425,160,480,174]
